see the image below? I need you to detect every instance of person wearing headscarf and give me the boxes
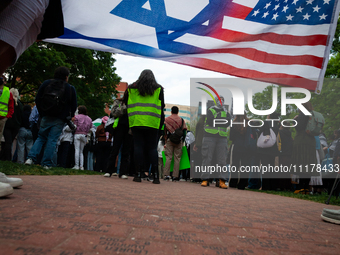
[291,102,319,192]
[257,112,280,191]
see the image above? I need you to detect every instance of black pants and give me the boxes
[106,125,132,176]
[231,151,252,189]
[131,127,159,168]
[57,141,71,168]
[260,154,277,190]
[1,127,19,161]
[128,136,135,176]
[299,178,310,190]
[95,141,111,171]
[31,123,39,142]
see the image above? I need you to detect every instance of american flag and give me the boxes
[47,0,340,92]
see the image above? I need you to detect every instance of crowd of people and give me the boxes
[0,67,184,184]
[0,0,338,226]
[192,100,340,198]
[0,65,339,223]
[1,67,340,193]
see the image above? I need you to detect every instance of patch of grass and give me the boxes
[249,189,340,206]
[0,161,103,176]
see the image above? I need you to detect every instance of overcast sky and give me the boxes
[114,54,235,106]
[113,54,272,109]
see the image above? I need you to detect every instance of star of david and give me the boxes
[110,0,232,52]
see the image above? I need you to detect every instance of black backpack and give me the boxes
[170,118,184,144]
[40,79,67,116]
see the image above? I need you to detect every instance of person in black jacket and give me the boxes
[277,121,294,190]
[230,114,257,189]
[25,66,77,169]
[104,93,132,179]
[291,102,318,192]
[258,112,280,191]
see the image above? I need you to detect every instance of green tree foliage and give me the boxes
[314,17,340,139]
[7,43,69,102]
[6,42,121,119]
[247,82,339,140]
[310,80,340,139]
[330,18,340,55]
[245,85,303,120]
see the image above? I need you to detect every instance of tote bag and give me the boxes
[257,128,276,148]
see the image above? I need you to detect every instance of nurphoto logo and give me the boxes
[197,81,312,128]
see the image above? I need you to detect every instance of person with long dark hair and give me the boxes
[126,69,165,184]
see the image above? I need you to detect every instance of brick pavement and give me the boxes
[0,175,340,255]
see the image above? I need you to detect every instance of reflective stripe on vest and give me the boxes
[0,86,10,117]
[127,87,162,129]
[204,108,228,137]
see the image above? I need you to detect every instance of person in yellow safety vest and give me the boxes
[0,75,14,151]
[127,69,165,184]
[201,96,231,189]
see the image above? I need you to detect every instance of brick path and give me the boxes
[0,175,340,255]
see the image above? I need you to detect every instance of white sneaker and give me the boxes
[0,173,23,188]
[25,158,33,165]
[0,182,13,197]
[179,179,186,182]
[80,167,84,171]
[112,173,118,176]
[43,166,51,170]
[103,173,111,177]
[72,166,79,170]
[120,175,128,179]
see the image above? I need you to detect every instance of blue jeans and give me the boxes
[87,151,94,170]
[17,127,34,164]
[28,116,64,167]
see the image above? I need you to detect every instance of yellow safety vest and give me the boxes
[204,108,228,137]
[127,87,162,129]
[0,86,10,117]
